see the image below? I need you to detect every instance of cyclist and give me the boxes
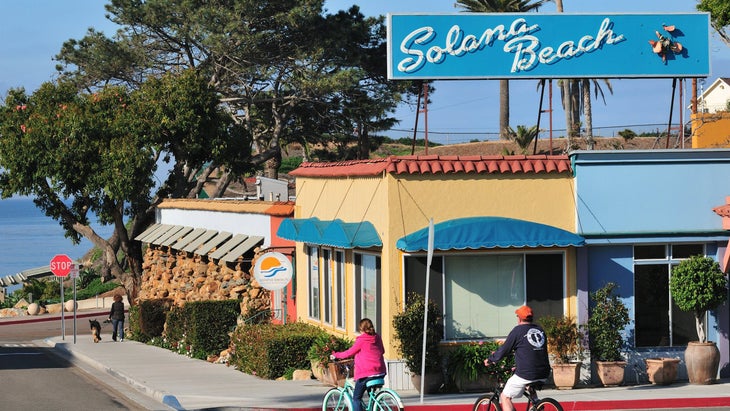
[331,318,387,411]
[484,305,551,411]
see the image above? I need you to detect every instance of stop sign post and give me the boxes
[50,254,74,277]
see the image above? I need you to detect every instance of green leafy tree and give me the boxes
[670,255,728,343]
[587,282,630,362]
[56,1,415,175]
[0,71,234,302]
[454,0,549,139]
[698,0,730,46]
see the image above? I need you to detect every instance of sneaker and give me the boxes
[120,338,124,342]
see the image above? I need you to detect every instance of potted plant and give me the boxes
[392,292,444,393]
[446,340,514,392]
[670,255,728,384]
[587,282,630,386]
[307,334,352,385]
[539,315,584,389]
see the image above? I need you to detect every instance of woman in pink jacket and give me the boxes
[331,318,387,411]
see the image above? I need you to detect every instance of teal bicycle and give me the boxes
[321,360,404,411]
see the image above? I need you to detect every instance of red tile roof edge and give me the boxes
[290,155,572,177]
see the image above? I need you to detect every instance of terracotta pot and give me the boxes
[411,371,443,394]
[685,342,720,385]
[644,358,680,385]
[595,361,626,387]
[552,362,581,389]
[310,360,326,381]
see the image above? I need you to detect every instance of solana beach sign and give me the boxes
[387,13,710,80]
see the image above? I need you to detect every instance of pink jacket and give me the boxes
[333,332,387,380]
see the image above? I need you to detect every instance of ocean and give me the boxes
[0,197,114,292]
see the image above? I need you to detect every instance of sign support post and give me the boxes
[50,254,74,341]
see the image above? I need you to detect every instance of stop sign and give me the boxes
[50,254,74,277]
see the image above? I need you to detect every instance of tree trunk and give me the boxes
[357,123,370,160]
[582,79,594,149]
[499,79,510,139]
[263,147,282,179]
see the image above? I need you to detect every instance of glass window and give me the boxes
[634,243,704,347]
[355,253,381,332]
[445,254,525,339]
[335,251,346,329]
[322,249,332,324]
[308,246,320,320]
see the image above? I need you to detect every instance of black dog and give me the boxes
[89,319,102,343]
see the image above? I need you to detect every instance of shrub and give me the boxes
[670,255,728,343]
[307,333,352,367]
[229,322,322,379]
[538,315,584,364]
[587,282,630,362]
[136,298,174,342]
[447,340,514,385]
[392,292,444,375]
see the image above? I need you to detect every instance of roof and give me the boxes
[157,199,294,217]
[396,217,585,252]
[289,155,572,178]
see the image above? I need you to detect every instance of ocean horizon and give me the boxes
[0,197,114,292]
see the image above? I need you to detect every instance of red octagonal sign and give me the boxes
[50,254,73,277]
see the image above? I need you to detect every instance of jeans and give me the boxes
[111,318,125,341]
[352,375,384,411]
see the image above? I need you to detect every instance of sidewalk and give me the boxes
[6,309,730,410]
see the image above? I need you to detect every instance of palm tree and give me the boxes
[506,124,539,153]
[454,0,550,140]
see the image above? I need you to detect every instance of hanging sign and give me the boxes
[253,252,293,291]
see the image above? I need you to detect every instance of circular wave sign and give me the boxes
[253,252,293,291]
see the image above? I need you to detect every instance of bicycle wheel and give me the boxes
[322,387,352,411]
[534,397,564,411]
[472,394,501,411]
[373,389,404,411]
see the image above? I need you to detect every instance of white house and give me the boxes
[698,78,730,113]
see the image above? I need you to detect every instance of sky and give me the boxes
[1,1,729,145]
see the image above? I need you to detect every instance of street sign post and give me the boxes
[50,254,73,340]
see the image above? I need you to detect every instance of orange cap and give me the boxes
[515,305,533,321]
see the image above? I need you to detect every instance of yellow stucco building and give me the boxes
[278,154,583,373]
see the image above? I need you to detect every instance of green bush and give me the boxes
[392,292,444,374]
[73,278,120,300]
[186,300,240,359]
[670,255,728,343]
[538,315,584,364]
[307,333,353,367]
[229,322,322,379]
[447,341,514,385]
[587,282,630,362]
[136,298,174,342]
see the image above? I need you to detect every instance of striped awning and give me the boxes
[135,224,263,262]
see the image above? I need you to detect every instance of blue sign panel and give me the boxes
[387,13,710,79]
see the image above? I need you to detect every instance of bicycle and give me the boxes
[322,360,404,411]
[472,375,563,411]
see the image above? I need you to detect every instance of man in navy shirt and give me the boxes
[484,305,551,411]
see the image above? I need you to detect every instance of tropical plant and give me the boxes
[392,292,444,374]
[447,340,514,384]
[506,125,539,153]
[307,334,353,367]
[587,282,630,362]
[538,315,584,364]
[454,0,550,139]
[670,255,728,343]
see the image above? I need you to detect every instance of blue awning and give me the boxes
[396,217,585,252]
[277,218,382,249]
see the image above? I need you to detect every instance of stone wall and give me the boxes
[138,245,270,317]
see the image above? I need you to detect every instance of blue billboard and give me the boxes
[387,13,710,79]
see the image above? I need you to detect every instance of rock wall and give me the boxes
[138,246,270,316]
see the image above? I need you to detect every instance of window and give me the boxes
[405,252,565,340]
[335,251,346,329]
[308,246,320,320]
[634,243,703,347]
[322,249,332,324]
[355,253,381,332]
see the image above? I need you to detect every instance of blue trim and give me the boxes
[396,216,585,252]
[277,218,382,249]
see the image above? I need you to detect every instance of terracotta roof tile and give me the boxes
[290,155,572,178]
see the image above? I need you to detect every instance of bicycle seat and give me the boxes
[366,378,385,388]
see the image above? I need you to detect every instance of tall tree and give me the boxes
[698,0,730,46]
[55,1,413,177]
[0,71,237,302]
[454,0,549,139]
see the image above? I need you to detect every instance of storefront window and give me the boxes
[308,246,320,320]
[355,253,381,332]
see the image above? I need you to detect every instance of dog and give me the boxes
[89,319,102,343]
